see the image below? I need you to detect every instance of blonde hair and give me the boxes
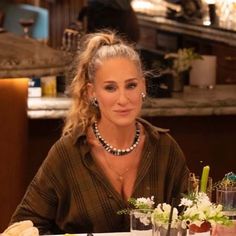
[63,30,143,136]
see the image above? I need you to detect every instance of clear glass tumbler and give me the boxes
[130,209,153,236]
[216,187,236,220]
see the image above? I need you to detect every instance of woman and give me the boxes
[9,31,189,234]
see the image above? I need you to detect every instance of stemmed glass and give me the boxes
[19,18,34,38]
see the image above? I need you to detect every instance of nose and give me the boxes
[117,90,129,105]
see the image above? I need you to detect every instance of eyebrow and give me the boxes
[103,78,139,84]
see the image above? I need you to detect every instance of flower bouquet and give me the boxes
[119,167,233,236]
[179,192,231,235]
[124,193,231,236]
[181,166,232,235]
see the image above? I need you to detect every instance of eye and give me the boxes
[104,84,116,92]
[126,82,137,90]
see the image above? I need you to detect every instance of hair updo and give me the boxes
[63,30,143,136]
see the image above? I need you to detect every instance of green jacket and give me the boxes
[11,118,189,234]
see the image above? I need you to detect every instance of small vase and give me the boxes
[130,209,153,236]
[172,74,184,93]
[189,222,211,235]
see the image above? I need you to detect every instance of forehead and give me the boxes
[95,57,141,82]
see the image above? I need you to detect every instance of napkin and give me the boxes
[1,220,39,236]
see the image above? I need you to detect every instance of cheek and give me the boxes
[130,91,142,103]
[98,93,116,107]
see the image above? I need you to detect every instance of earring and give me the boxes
[91,97,99,107]
[141,92,146,101]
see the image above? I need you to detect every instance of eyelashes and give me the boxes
[126,82,138,89]
[104,82,138,92]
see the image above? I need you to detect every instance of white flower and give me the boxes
[179,198,193,207]
[152,203,180,229]
[180,192,230,227]
[133,211,152,226]
[135,196,155,209]
[128,196,155,226]
[123,193,231,231]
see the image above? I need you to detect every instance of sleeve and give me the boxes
[165,134,190,205]
[10,142,63,235]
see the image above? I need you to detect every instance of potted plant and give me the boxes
[164,48,202,92]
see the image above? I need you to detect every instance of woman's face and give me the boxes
[88,57,145,127]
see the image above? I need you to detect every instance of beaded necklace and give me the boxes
[92,121,140,156]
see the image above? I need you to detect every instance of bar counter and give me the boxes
[137,15,236,47]
[28,85,236,119]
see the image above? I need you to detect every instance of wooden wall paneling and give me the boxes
[46,0,85,48]
[144,115,236,183]
[27,119,63,184]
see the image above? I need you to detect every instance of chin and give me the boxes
[112,116,138,127]
[101,110,140,127]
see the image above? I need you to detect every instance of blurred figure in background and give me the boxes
[78,0,140,43]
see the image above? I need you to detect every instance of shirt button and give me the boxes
[108,194,113,199]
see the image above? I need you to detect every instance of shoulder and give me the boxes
[53,127,87,150]
[137,117,169,138]
[138,118,185,159]
[138,118,180,143]
[47,134,74,156]
[42,131,88,168]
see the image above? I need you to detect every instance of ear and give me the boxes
[87,82,96,99]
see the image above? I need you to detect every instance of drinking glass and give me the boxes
[216,187,236,220]
[130,209,153,236]
[152,224,186,236]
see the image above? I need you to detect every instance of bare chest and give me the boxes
[91,141,144,200]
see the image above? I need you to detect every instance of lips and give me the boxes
[114,109,132,115]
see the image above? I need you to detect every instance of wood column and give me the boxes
[0,79,28,232]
